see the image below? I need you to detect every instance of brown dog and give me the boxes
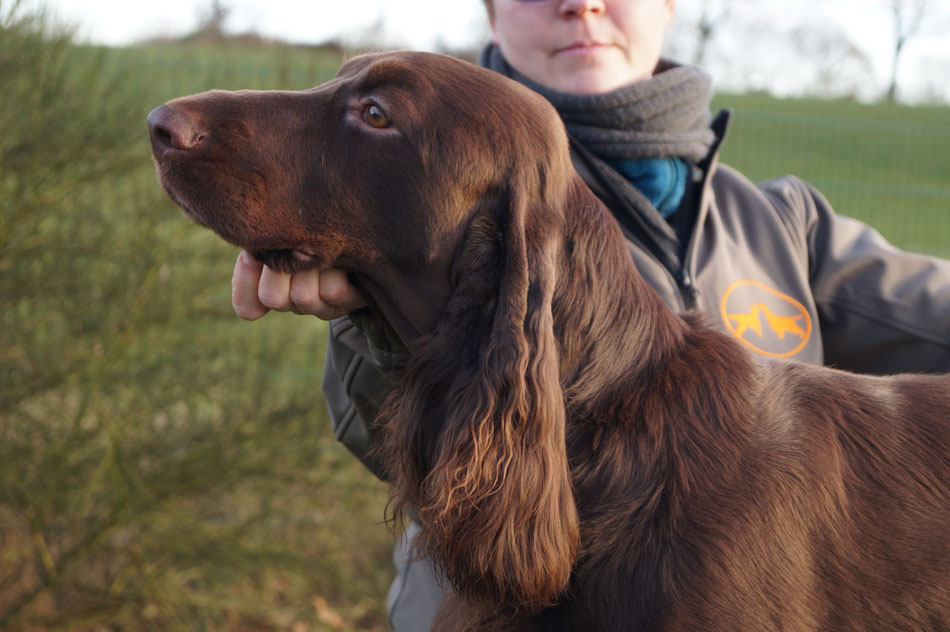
[149,52,950,631]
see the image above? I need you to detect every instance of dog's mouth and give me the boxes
[167,200,322,274]
[248,247,322,274]
[157,174,210,227]
[159,181,191,214]
[156,168,325,274]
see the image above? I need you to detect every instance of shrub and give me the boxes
[0,5,390,629]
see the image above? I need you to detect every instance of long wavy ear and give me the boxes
[383,179,579,610]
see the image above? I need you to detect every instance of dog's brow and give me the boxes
[357,61,418,94]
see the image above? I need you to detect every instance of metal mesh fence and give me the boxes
[111,46,950,259]
[712,95,950,258]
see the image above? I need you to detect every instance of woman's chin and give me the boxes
[553,69,644,95]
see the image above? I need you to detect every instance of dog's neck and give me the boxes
[350,268,453,352]
[551,180,761,607]
[551,178,692,418]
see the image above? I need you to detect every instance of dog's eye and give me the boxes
[365,104,391,129]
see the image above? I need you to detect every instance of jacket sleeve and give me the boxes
[763,176,950,374]
[322,308,408,480]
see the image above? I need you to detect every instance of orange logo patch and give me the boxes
[720,280,812,358]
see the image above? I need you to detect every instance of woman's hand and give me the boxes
[231,250,367,321]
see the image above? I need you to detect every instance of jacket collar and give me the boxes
[683,108,732,273]
[567,109,732,276]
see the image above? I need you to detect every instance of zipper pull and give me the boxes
[678,269,700,309]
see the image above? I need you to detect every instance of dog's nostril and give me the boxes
[154,126,173,149]
[147,104,204,157]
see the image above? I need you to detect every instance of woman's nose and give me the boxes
[559,0,606,17]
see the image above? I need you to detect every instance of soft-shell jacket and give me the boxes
[323,111,950,478]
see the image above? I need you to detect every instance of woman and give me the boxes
[232,1,950,629]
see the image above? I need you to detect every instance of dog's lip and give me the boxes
[153,146,184,162]
[155,172,320,266]
[253,245,321,261]
[159,182,194,216]
[249,247,324,274]
[291,248,317,262]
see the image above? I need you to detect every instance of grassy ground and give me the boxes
[1,10,948,630]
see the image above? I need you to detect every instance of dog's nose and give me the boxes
[148,105,203,159]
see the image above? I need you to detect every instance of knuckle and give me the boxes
[289,281,320,308]
[318,271,349,304]
[320,282,346,303]
[257,288,289,310]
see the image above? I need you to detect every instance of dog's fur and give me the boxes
[150,52,950,631]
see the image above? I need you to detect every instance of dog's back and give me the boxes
[694,363,950,630]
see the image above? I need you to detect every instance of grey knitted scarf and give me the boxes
[479,43,715,163]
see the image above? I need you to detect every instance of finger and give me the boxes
[287,268,335,317]
[231,251,270,321]
[288,268,351,320]
[318,268,368,313]
[257,264,294,312]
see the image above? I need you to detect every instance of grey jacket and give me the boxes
[323,111,950,477]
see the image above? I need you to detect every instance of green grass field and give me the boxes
[1,12,948,630]
[711,92,950,257]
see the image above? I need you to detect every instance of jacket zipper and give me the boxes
[674,112,730,313]
[677,268,699,310]
[567,126,722,314]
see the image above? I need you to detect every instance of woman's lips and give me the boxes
[555,42,613,56]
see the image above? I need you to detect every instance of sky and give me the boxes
[16,0,950,103]
[27,0,491,49]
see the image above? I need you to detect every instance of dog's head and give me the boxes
[150,51,567,273]
[150,52,582,610]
